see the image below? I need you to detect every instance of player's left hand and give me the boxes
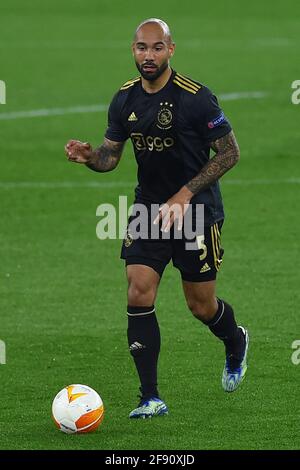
[153,186,193,232]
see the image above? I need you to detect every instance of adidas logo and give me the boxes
[128,112,138,121]
[129,342,146,351]
[200,263,211,273]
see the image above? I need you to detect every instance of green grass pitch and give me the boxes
[0,0,300,450]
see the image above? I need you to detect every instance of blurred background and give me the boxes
[0,0,299,450]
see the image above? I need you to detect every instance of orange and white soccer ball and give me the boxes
[52,384,104,434]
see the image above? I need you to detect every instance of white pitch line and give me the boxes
[0,178,299,190]
[0,104,108,121]
[220,91,267,101]
[0,181,134,189]
[0,92,267,121]
[224,178,300,185]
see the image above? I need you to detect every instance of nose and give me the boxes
[145,48,155,61]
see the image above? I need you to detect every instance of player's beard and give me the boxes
[135,59,169,82]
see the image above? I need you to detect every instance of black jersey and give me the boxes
[105,69,232,225]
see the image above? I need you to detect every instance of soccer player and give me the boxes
[65,18,249,419]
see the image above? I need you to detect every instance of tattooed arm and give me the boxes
[86,138,125,172]
[65,137,125,172]
[185,130,240,195]
[154,131,240,231]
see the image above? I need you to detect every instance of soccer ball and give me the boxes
[52,384,104,434]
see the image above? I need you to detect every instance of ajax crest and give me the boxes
[157,102,173,129]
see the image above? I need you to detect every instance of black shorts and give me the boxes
[120,213,224,282]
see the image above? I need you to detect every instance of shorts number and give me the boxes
[196,235,207,261]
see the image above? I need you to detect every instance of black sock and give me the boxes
[127,305,160,399]
[205,299,243,357]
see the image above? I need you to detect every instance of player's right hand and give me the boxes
[65,139,93,163]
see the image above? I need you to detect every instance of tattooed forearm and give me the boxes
[86,138,125,172]
[185,131,240,195]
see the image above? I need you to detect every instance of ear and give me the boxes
[169,42,176,57]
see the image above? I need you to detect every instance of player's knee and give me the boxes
[187,299,215,323]
[128,281,156,306]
